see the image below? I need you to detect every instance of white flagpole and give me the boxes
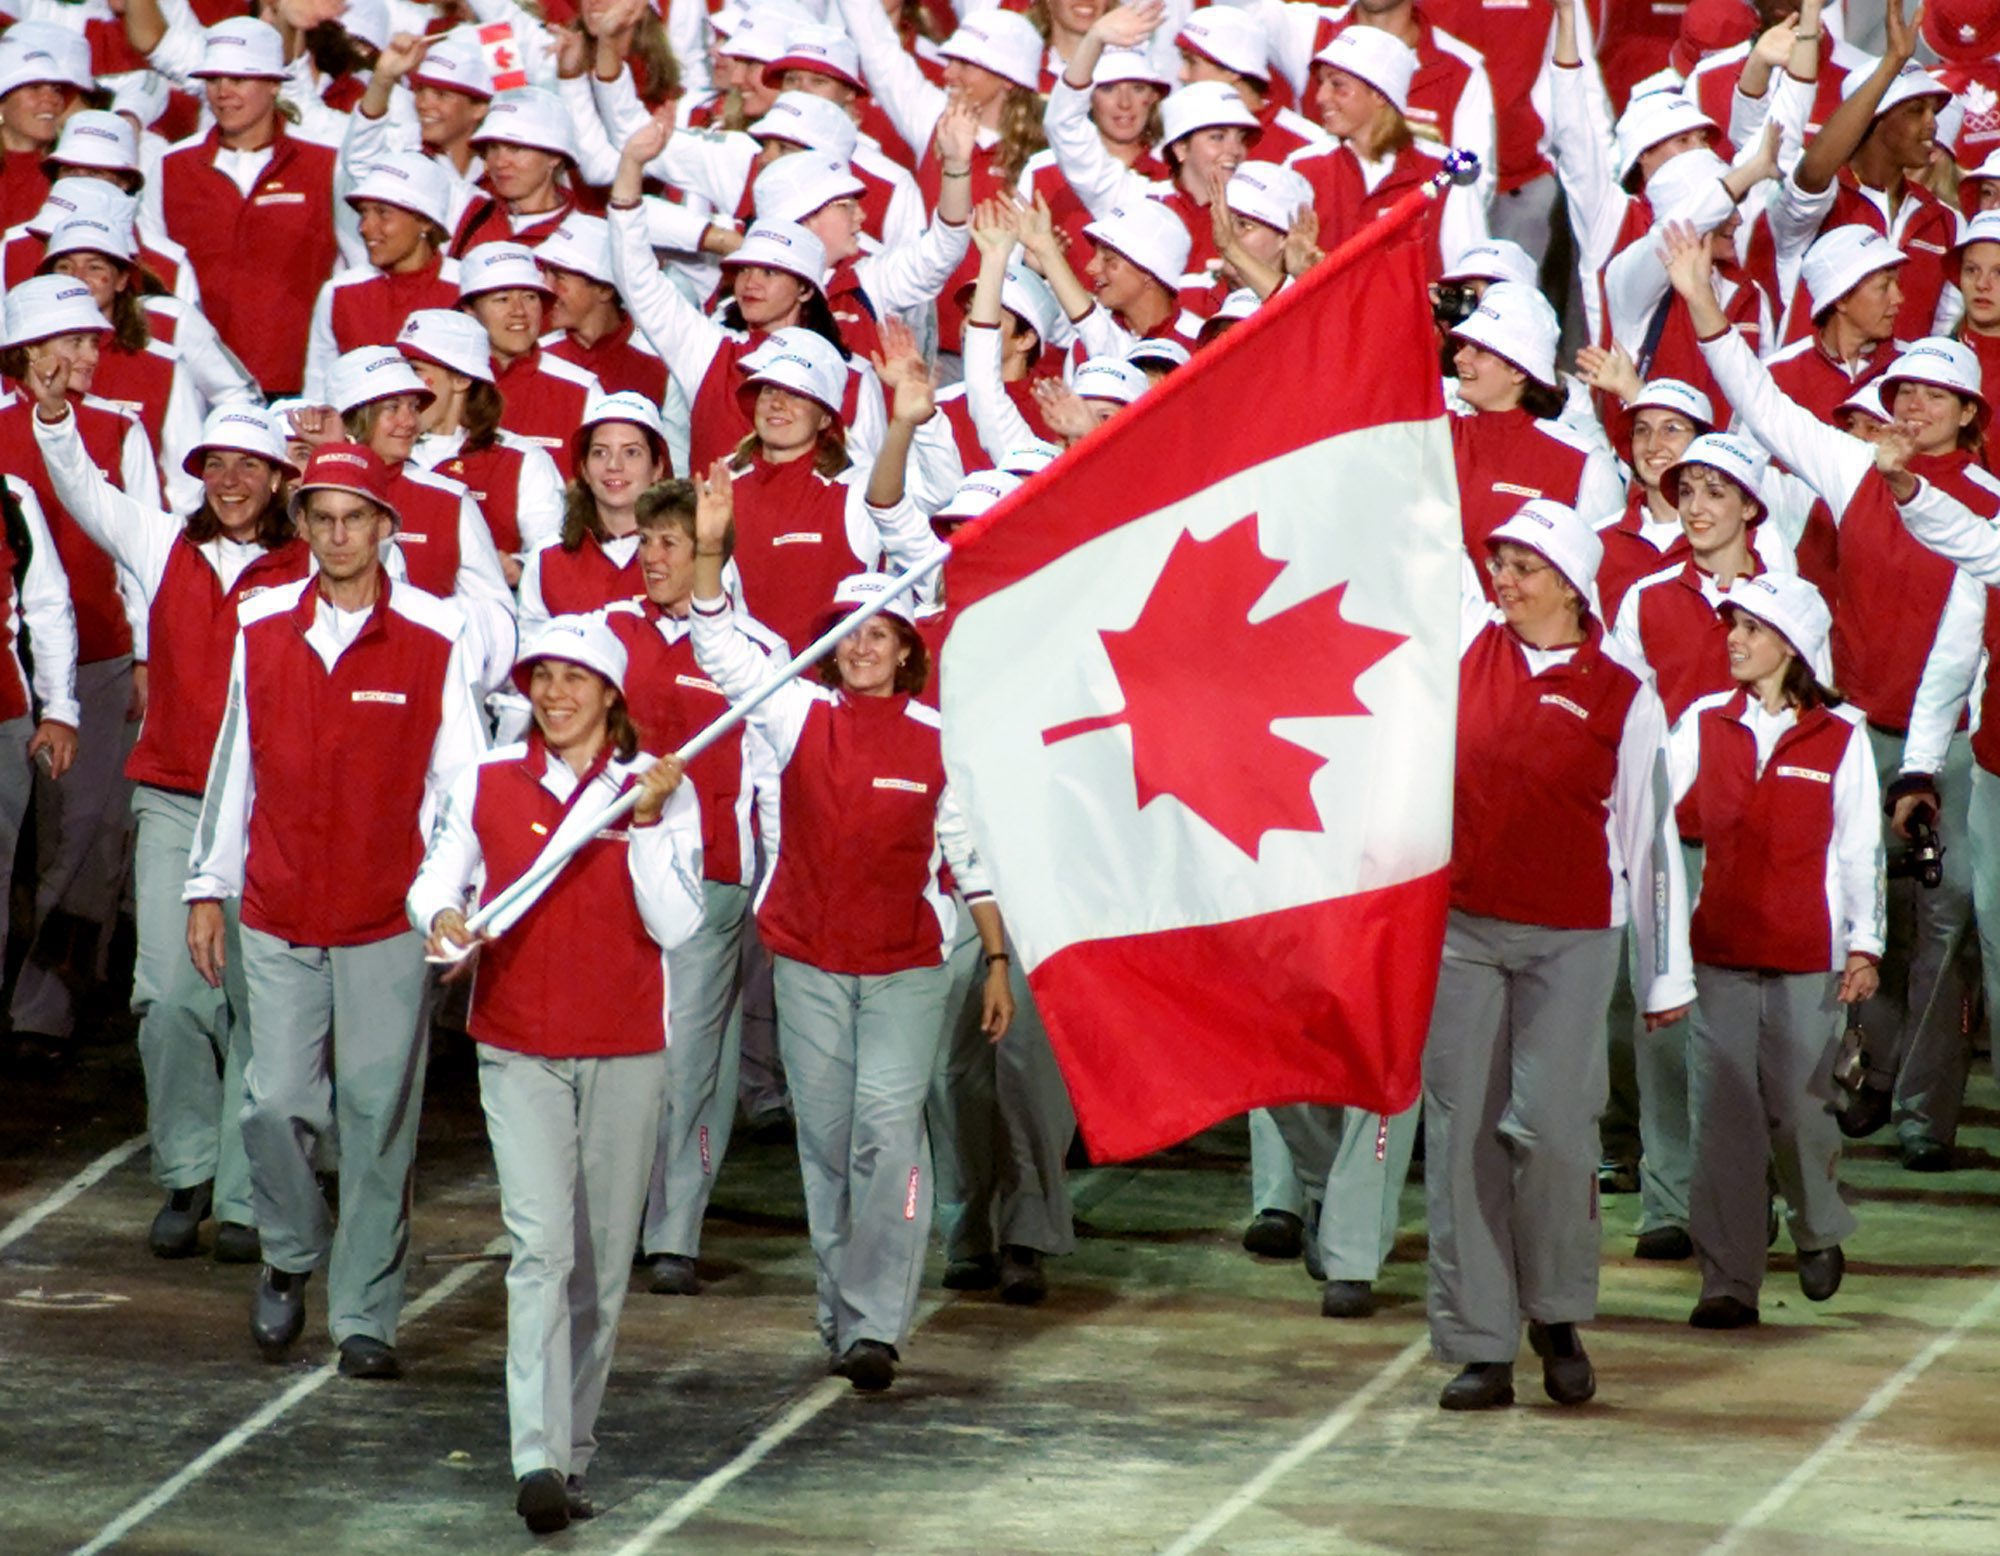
[463,548,951,938]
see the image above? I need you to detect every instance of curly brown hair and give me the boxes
[994,85,1049,187]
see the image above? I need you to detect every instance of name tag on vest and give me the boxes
[524,435,563,449]
[874,777,929,794]
[399,532,428,543]
[253,191,305,206]
[1905,239,1946,255]
[594,829,629,843]
[1775,765,1832,783]
[675,673,722,693]
[1540,694,1588,720]
[352,690,408,705]
[1493,481,1544,499]
[773,532,823,546]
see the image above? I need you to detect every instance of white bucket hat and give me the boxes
[1224,161,1311,232]
[1879,335,1991,426]
[751,91,861,158]
[190,18,289,81]
[1720,573,1832,669]
[1949,211,2000,285]
[45,111,140,182]
[471,87,577,162]
[1126,336,1191,373]
[535,214,614,286]
[719,8,797,67]
[764,24,866,92]
[721,219,828,289]
[936,468,1023,524]
[1612,89,1716,186]
[957,259,1062,354]
[1073,355,1150,405]
[409,30,494,100]
[1845,59,1951,120]
[1198,286,1261,342]
[1448,280,1561,388]
[997,440,1061,475]
[1630,377,1715,429]
[512,613,629,697]
[1440,238,1542,290]
[1487,499,1602,606]
[1640,146,1735,230]
[1312,25,1417,115]
[458,241,555,301]
[182,403,299,480]
[741,326,848,416]
[1176,8,1270,82]
[1837,381,1892,426]
[1159,80,1261,150]
[41,213,135,266]
[2,275,109,346]
[753,153,865,226]
[939,11,1045,93]
[1966,149,2000,190]
[327,345,435,413]
[570,387,670,474]
[345,151,453,230]
[29,176,134,238]
[1083,200,1193,290]
[397,307,495,383]
[1800,225,1907,318]
[1093,45,1171,90]
[1661,431,1769,509]
[822,572,920,631]
[0,30,93,98]
[340,0,391,52]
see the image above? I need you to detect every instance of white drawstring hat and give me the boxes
[1487,499,1603,607]
[1126,336,1191,374]
[1612,88,1716,188]
[956,259,1063,356]
[2,274,110,346]
[721,219,828,290]
[1159,79,1261,150]
[741,326,848,416]
[1630,377,1715,429]
[570,387,671,476]
[1844,59,1951,121]
[409,30,494,100]
[1719,572,1832,669]
[458,241,555,301]
[339,0,390,52]
[817,573,922,637]
[28,176,134,238]
[44,111,140,183]
[1440,237,1542,290]
[763,24,867,93]
[40,213,136,266]
[471,87,578,162]
[935,468,1023,525]
[751,91,861,159]
[939,10,1045,93]
[998,440,1061,475]
[1800,225,1906,318]
[534,214,614,286]
[1949,210,2000,286]
[327,345,435,414]
[182,403,300,480]
[512,613,630,697]
[753,153,865,226]
[1073,355,1150,405]
[1448,280,1561,388]
[1197,286,1261,342]
[190,17,289,81]
[1083,200,1194,291]
[1837,380,1892,427]
[1224,161,1311,232]
[1879,335,1991,428]
[1312,25,1417,114]
[1660,431,1769,509]
[0,30,92,99]
[1176,8,1270,82]
[719,7,799,67]
[345,151,454,231]
[397,307,495,383]
[1093,45,1172,90]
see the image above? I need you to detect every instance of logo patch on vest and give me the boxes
[873,777,929,794]
[351,690,407,705]
[593,829,629,843]
[1493,481,1544,498]
[1775,765,1832,783]
[398,531,428,543]
[252,192,306,206]
[1905,239,1946,255]
[772,532,824,546]
[675,673,722,693]
[1540,694,1588,720]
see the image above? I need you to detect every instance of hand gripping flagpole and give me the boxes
[461,546,952,939]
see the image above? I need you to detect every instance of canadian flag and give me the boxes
[478,21,529,91]
[941,223,1462,1161]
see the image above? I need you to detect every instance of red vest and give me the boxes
[386,466,465,598]
[1597,494,1686,623]
[1316,9,1477,151]
[728,454,858,652]
[2,231,188,298]
[758,690,950,974]
[492,347,595,478]
[936,377,1056,471]
[327,259,460,357]
[87,306,181,456]
[686,334,764,476]
[157,124,341,393]
[1585,0,1679,113]
[1452,621,1642,928]
[0,394,136,663]
[1779,172,1961,346]
[1767,333,1890,429]
[1025,147,1172,259]
[824,258,884,366]
[239,578,454,945]
[0,148,50,237]
[545,318,667,402]
[1422,0,1553,191]
[1293,141,1451,282]
[1628,561,1762,724]
[537,532,643,615]
[437,440,528,556]
[1695,38,1849,145]
[466,738,666,1057]
[1687,693,1857,973]
[129,537,313,794]
[1450,406,1591,575]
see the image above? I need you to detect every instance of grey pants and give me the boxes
[478,1043,664,1480]
[1424,912,1621,1365]
[239,926,431,1346]
[12,656,135,1038]
[929,920,1076,1262]
[772,954,950,1353]
[1247,1108,1308,1219]
[1962,766,2000,1123]
[133,785,254,1220]
[736,928,786,1121]
[1269,1101,1420,1283]
[1689,966,1856,1305]
[641,880,750,1260]
[1488,171,1559,267]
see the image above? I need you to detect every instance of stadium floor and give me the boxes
[5,1027,1999,1556]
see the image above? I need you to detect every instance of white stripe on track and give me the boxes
[1158,1336,1430,1556]
[1702,1273,2000,1555]
[69,1235,506,1556]
[0,1134,148,1257]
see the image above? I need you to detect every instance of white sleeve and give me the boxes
[1665,702,1701,806]
[1933,283,1966,339]
[590,69,654,161]
[851,489,949,578]
[1449,53,1498,211]
[301,290,336,410]
[845,363,888,468]
[1615,680,1696,1013]
[29,410,177,597]
[165,304,261,409]
[1459,554,1499,652]
[651,125,759,211]
[1768,168,1838,283]
[629,778,708,950]
[1576,444,1627,525]
[935,781,991,900]
[880,171,926,254]
[1606,209,1727,357]
[12,483,79,729]
[833,0,948,154]
[1238,0,1318,97]
[1699,328,1872,516]
[512,445,565,554]
[1834,721,1886,960]
[119,415,163,509]
[423,630,492,839]
[157,360,209,518]
[689,594,815,763]
[1041,76,1146,221]
[1610,580,1647,668]
[608,200,728,398]
[1900,569,1984,776]
[854,208,972,311]
[406,759,485,934]
[516,545,553,639]
[142,0,209,88]
[1438,178,1489,264]
[963,323,1040,464]
[1896,476,2000,585]
[184,629,254,901]
[1545,60,1623,272]
[667,0,712,94]
[453,495,520,693]
[555,73,622,189]
[1070,301,1139,360]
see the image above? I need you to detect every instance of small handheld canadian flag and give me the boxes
[478,21,528,91]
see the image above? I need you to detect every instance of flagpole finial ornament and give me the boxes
[1442,149,1481,188]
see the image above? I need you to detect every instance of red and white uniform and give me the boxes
[380,461,518,692]
[1769,174,1968,344]
[542,320,667,404]
[1763,331,1894,426]
[1450,406,1624,574]
[1613,559,1779,726]
[1422,0,1604,199]
[1,221,202,308]
[1687,33,1865,150]
[1018,143,1173,262]
[304,257,464,403]
[1895,476,2000,789]
[413,427,564,564]
[490,347,602,480]
[518,532,645,638]
[1288,137,1486,284]
[0,474,80,730]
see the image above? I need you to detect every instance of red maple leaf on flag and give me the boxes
[1041,514,1407,858]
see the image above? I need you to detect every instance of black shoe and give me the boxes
[564,1477,595,1521]
[337,1335,401,1379]
[1241,1208,1304,1260]
[1528,1321,1596,1406]
[1798,1244,1845,1302]
[1689,1295,1760,1329]
[1597,1158,1640,1195]
[834,1339,897,1392]
[942,1254,1000,1291]
[1319,1280,1375,1319]
[516,1469,570,1535]
[1438,1362,1514,1411]
[148,1182,213,1258]
[999,1245,1047,1306]
[1837,1086,1891,1139]
[1634,1226,1693,1261]
[212,1221,261,1265]
[647,1254,701,1296]
[250,1266,308,1360]
[1901,1136,1954,1173]
[737,1109,794,1146]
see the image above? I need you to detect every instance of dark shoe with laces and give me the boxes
[942,1254,999,1290]
[516,1470,569,1535]
[647,1254,701,1296]
[1528,1321,1596,1406]
[564,1477,595,1521]
[250,1266,308,1361]
[212,1221,261,1265]
[834,1339,897,1392]
[1689,1295,1760,1330]
[1837,1086,1891,1139]
[1319,1280,1375,1319]
[1798,1244,1845,1302]
[337,1335,401,1379]
[999,1245,1047,1306]
[1634,1226,1693,1261]
[1438,1362,1514,1411]
[1241,1209,1304,1260]
[149,1182,212,1258]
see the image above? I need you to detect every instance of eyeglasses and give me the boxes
[1485,554,1551,582]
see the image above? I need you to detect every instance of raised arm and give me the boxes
[609,115,732,392]
[1794,0,1919,196]
[832,0,950,155]
[964,202,1045,462]
[28,376,177,597]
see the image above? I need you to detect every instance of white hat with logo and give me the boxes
[190,17,289,81]
[1177,8,1270,82]
[1661,430,1769,508]
[763,24,867,92]
[940,10,1047,93]
[45,111,141,183]
[1083,199,1194,291]
[1159,79,1261,149]
[753,153,865,226]
[569,387,671,475]
[183,403,300,480]
[534,214,614,285]
[1448,280,1561,388]
[751,91,861,159]
[1879,335,1991,427]
[1488,498,1603,607]
[936,468,1023,524]
[1800,224,1906,318]
[513,613,630,696]
[345,151,454,230]
[1312,25,1417,114]
[721,219,828,289]
[1073,355,1150,405]
[1630,377,1715,429]
[741,325,848,415]
[1224,161,1311,232]
[1440,238,1542,290]
[397,307,495,383]
[409,29,494,100]
[2,274,109,346]
[458,241,555,300]
[471,87,578,162]
[1720,572,1832,667]
[41,213,136,266]
[327,345,435,413]
[29,176,134,238]
[1612,88,1716,187]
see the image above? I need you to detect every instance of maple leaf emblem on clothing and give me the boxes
[1040,514,1407,858]
[1964,82,1997,122]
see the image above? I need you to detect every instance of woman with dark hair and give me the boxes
[1667,574,1881,1330]
[688,466,1014,1393]
[412,613,704,1535]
